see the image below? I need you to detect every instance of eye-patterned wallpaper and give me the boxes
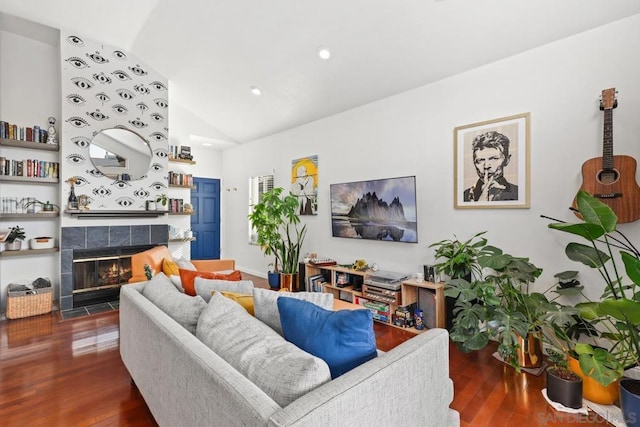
[60,32,169,211]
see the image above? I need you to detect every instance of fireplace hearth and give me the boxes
[72,245,154,307]
[60,225,169,311]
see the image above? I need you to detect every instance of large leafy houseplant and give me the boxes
[429,231,487,281]
[547,190,640,386]
[440,234,553,369]
[248,187,307,274]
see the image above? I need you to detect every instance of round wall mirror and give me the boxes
[89,128,152,180]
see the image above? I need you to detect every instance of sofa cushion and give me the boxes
[278,297,378,379]
[141,273,207,334]
[162,258,180,276]
[194,277,255,302]
[219,291,254,315]
[196,293,331,407]
[253,288,333,335]
[179,268,244,296]
[175,257,197,271]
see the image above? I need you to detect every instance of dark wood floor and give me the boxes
[0,273,612,426]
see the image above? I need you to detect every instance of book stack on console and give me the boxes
[364,301,391,323]
[392,305,416,328]
[305,274,326,292]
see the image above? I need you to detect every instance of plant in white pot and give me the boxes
[248,187,306,290]
[4,226,26,250]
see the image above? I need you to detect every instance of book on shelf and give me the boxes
[178,145,192,160]
[305,274,324,292]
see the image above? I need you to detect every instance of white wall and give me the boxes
[222,14,640,299]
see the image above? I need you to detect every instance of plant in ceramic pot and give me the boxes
[248,187,307,289]
[440,233,553,370]
[156,194,168,210]
[547,190,640,405]
[4,225,26,250]
[545,348,583,409]
[22,199,59,213]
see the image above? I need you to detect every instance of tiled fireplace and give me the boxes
[60,225,168,311]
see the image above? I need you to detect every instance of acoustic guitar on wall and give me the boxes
[574,88,640,223]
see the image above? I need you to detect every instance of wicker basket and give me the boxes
[6,285,53,319]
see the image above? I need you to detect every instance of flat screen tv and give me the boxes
[330,175,418,243]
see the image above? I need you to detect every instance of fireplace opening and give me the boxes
[72,245,154,307]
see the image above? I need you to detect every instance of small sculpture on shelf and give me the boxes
[47,117,57,145]
[184,203,193,213]
[77,194,92,210]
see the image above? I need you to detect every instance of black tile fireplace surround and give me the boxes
[60,225,168,311]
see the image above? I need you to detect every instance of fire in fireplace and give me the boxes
[72,245,154,307]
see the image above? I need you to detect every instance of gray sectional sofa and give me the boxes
[119,276,459,427]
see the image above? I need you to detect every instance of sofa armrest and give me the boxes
[129,246,172,283]
[191,259,235,272]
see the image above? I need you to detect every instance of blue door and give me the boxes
[190,178,220,259]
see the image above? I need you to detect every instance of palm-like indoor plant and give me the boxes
[546,190,640,406]
[248,187,307,290]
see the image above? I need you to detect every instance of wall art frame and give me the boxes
[330,175,418,243]
[454,112,530,209]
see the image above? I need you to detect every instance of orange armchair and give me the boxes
[129,245,235,283]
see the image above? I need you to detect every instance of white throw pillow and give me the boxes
[252,288,333,335]
[194,277,255,302]
[175,256,196,271]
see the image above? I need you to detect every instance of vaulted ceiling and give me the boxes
[1,0,640,145]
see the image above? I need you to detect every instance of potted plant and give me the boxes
[547,190,640,405]
[429,231,487,330]
[440,233,552,370]
[248,187,307,290]
[545,347,583,409]
[22,199,59,213]
[4,226,26,251]
[156,194,168,211]
[430,231,487,281]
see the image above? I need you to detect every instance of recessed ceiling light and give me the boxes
[250,86,262,96]
[317,47,331,60]
[202,143,212,147]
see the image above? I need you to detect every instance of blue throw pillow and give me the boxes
[277,297,377,379]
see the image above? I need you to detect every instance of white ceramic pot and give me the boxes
[5,241,22,251]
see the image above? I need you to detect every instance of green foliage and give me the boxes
[546,190,640,385]
[430,231,487,280]
[248,187,307,274]
[437,233,551,370]
[6,225,26,243]
[144,264,152,280]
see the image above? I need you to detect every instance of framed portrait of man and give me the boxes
[454,113,530,209]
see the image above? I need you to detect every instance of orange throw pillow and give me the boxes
[178,268,243,296]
